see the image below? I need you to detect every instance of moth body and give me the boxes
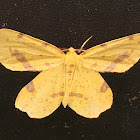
[62,47,79,108]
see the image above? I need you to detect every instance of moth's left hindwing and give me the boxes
[15,63,65,119]
[80,33,140,73]
[0,29,65,71]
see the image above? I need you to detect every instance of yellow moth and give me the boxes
[0,29,140,119]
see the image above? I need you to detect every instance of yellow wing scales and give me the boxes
[80,33,140,73]
[0,28,64,71]
[68,63,113,118]
[15,64,64,119]
[0,29,139,119]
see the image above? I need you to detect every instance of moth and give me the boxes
[0,29,139,119]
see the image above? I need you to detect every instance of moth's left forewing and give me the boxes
[0,29,65,71]
[80,33,140,73]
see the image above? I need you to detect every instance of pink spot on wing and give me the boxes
[9,48,36,71]
[42,43,48,47]
[52,92,64,98]
[69,93,83,98]
[104,51,132,72]
[18,32,24,38]
[91,63,97,69]
[26,81,35,92]
[45,63,52,68]
[100,44,107,48]
[104,63,116,72]
[100,81,109,92]
[114,51,130,63]
[128,35,134,40]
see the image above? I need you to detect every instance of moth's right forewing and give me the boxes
[80,33,140,73]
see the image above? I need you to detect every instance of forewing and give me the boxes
[0,28,64,71]
[15,64,64,119]
[80,33,140,73]
[68,64,113,118]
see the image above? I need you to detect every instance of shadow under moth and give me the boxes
[0,28,139,119]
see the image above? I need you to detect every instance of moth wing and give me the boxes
[80,33,140,73]
[68,64,113,118]
[0,28,64,71]
[15,64,64,119]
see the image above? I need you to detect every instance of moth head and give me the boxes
[68,47,76,53]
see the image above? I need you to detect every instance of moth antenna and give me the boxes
[78,36,93,53]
